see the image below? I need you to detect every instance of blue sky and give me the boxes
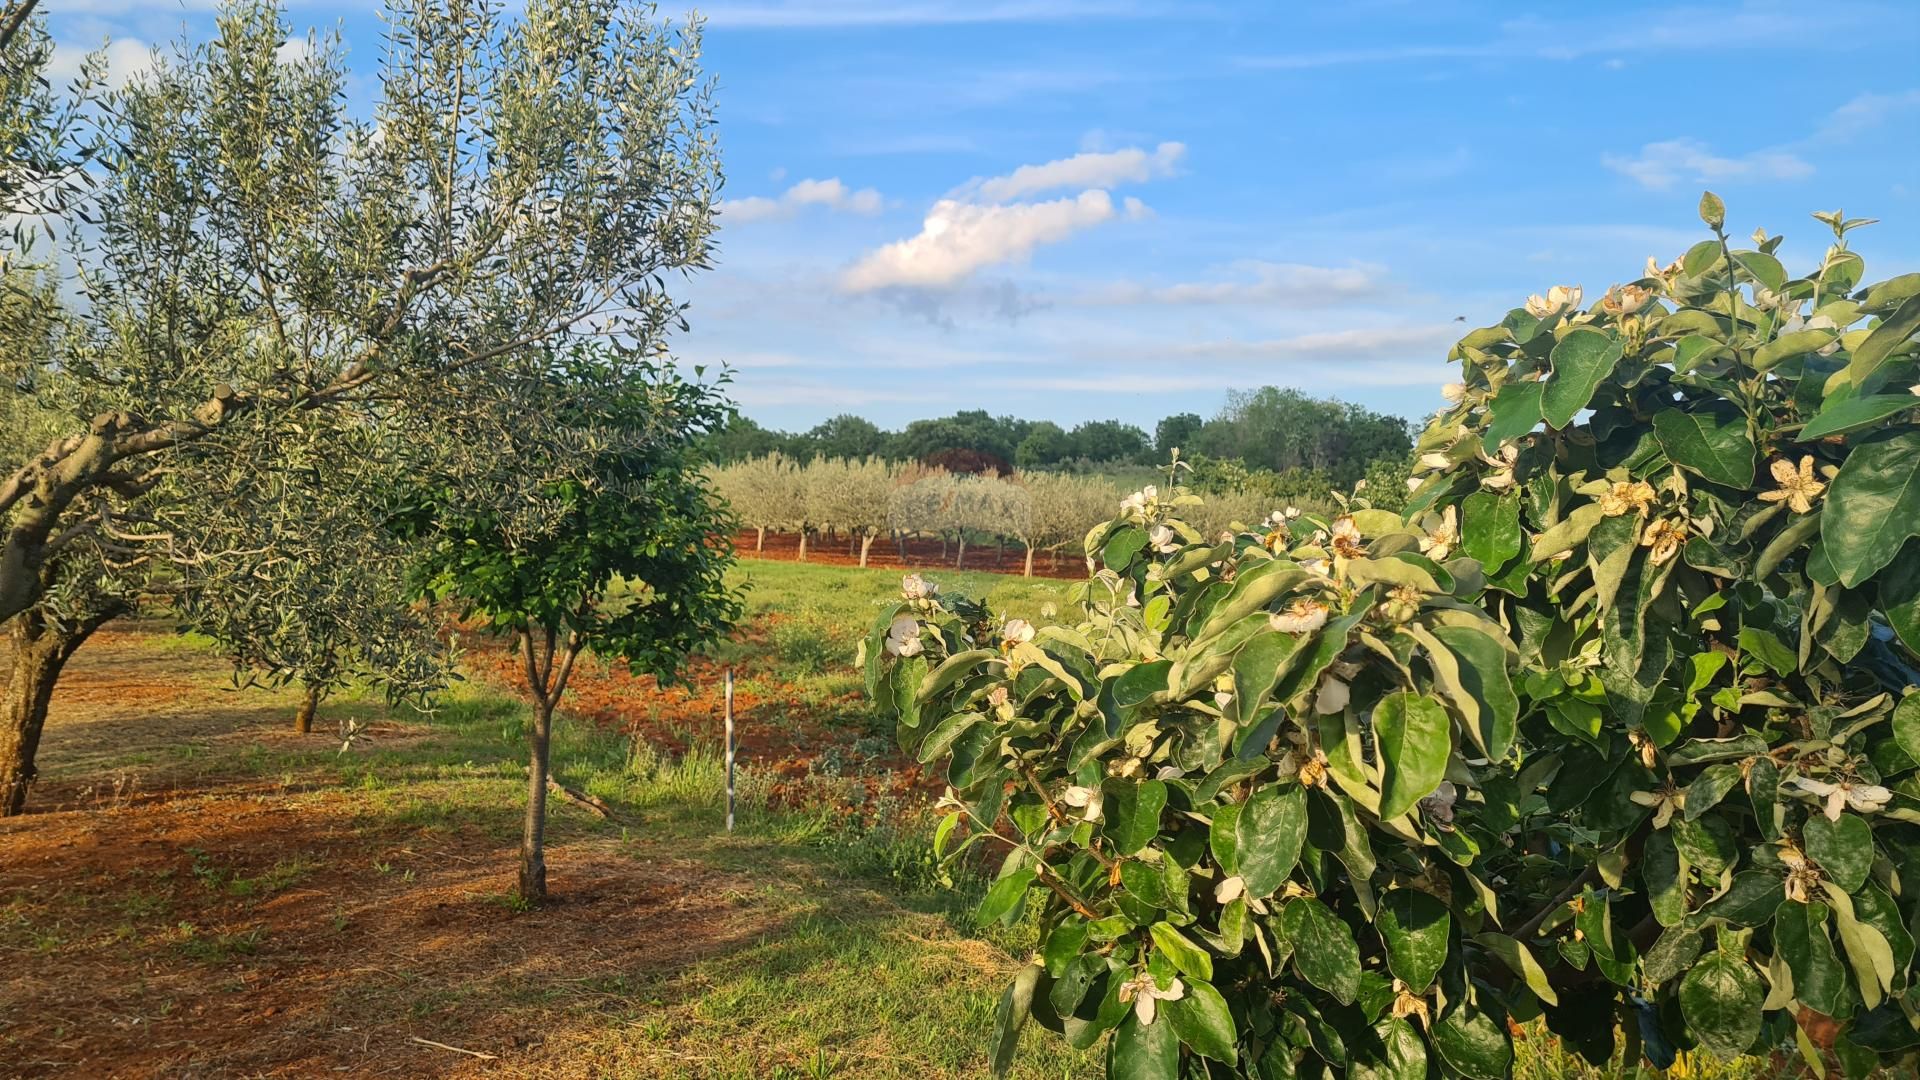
[45,1,1920,432]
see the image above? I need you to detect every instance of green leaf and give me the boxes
[918,711,984,763]
[1461,490,1523,569]
[1349,1018,1427,1080]
[1149,923,1212,983]
[1895,693,1920,769]
[1283,898,1362,1005]
[1234,783,1308,897]
[1431,624,1519,761]
[1803,812,1873,893]
[1667,733,1769,766]
[1652,404,1756,488]
[1542,328,1624,429]
[1377,888,1450,991]
[978,869,1036,926]
[1822,429,1920,587]
[991,963,1041,1076]
[1474,933,1558,1006]
[1737,626,1796,677]
[1373,691,1452,820]
[1645,829,1689,927]
[1753,328,1840,372]
[1683,763,1744,821]
[1798,394,1918,441]
[1432,1003,1513,1080]
[1102,779,1168,857]
[1775,900,1853,1020]
[1111,1011,1179,1080]
[1230,631,1299,728]
[1699,191,1726,230]
[1164,979,1237,1064]
[1880,546,1920,653]
[1679,949,1763,1057]
[1113,660,1172,708]
[917,649,999,703]
[1843,293,1920,389]
[1485,382,1544,446]
[1643,925,1705,987]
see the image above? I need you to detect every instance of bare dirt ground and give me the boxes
[733,530,1082,579]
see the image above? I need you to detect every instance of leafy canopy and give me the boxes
[867,200,1920,1079]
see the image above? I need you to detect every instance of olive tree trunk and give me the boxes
[2,604,121,816]
[754,525,766,552]
[294,682,321,734]
[1023,544,1035,578]
[796,528,808,562]
[858,532,874,568]
[955,534,967,569]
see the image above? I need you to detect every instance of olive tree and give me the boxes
[0,0,719,813]
[805,456,896,567]
[407,347,740,903]
[1023,472,1122,575]
[888,466,954,560]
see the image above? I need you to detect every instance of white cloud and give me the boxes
[1820,89,1920,142]
[47,37,155,87]
[841,190,1118,292]
[967,141,1183,201]
[1601,138,1813,190]
[1165,325,1462,367]
[1069,261,1390,307]
[722,177,885,223]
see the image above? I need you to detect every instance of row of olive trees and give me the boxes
[709,455,1309,576]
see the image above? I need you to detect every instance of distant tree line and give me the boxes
[700,386,1415,490]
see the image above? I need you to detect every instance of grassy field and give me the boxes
[0,560,1786,1079]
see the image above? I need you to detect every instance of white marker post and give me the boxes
[723,667,736,832]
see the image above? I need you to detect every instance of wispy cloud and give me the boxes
[1601,138,1813,190]
[722,177,885,223]
[1065,260,1390,307]
[1820,89,1920,142]
[698,1,1160,29]
[47,36,156,87]
[965,142,1184,201]
[842,191,1124,291]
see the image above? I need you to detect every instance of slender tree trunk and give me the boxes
[859,533,874,568]
[517,627,580,906]
[2,605,119,817]
[1024,545,1035,578]
[796,528,808,562]
[956,535,967,569]
[294,682,321,734]
[755,525,766,552]
[939,534,948,561]
[521,693,553,902]
[848,533,856,557]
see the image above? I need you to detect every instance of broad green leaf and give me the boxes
[1234,782,1308,897]
[1111,1011,1178,1080]
[917,711,984,763]
[1798,394,1919,441]
[1667,733,1769,766]
[1485,382,1544,445]
[1207,802,1240,874]
[1283,898,1362,1005]
[1430,624,1518,760]
[1230,631,1299,728]
[1753,328,1839,372]
[1880,546,1920,653]
[917,649,999,703]
[1679,949,1764,1057]
[1462,490,1523,570]
[978,869,1036,926]
[1474,933,1558,1005]
[1102,779,1168,857]
[1841,292,1920,389]
[1542,328,1623,429]
[1823,884,1896,1009]
[1148,922,1212,983]
[1164,979,1237,1064]
[1737,626,1796,677]
[1652,404,1756,488]
[1683,763,1743,821]
[1349,1018,1427,1080]
[1113,660,1172,708]
[1644,829,1689,928]
[1432,1003,1513,1080]
[1643,925,1704,987]
[1775,900,1853,1020]
[1822,429,1920,587]
[1734,250,1786,292]
[1373,691,1452,820]
[1530,503,1606,562]
[1377,888,1450,991]
[991,963,1041,1076]
[1895,692,1920,769]
[1803,812,1873,893]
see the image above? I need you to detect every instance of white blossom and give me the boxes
[900,573,936,600]
[1314,676,1350,715]
[1060,784,1104,822]
[1118,972,1186,1026]
[883,614,923,657]
[1525,284,1583,319]
[1792,776,1891,820]
[1002,618,1036,646]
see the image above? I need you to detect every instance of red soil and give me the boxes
[731,530,1085,579]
